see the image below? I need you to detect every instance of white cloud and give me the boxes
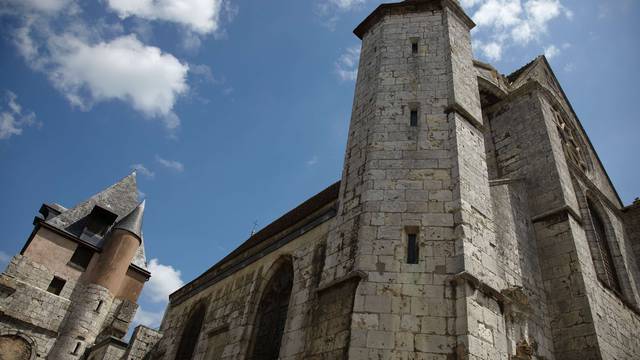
[563,62,575,73]
[133,307,164,329]
[326,0,366,11]
[5,0,193,131]
[0,91,40,140]
[0,251,10,270]
[0,0,74,14]
[14,23,189,129]
[181,30,203,51]
[106,0,226,35]
[155,155,185,172]
[190,64,216,84]
[145,258,184,303]
[131,164,155,179]
[316,0,367,30]
[46,34,189,129]
[335,46,360,81]
[477,41,503,61]
[473,0,522,28]
[544,44,560,59]
[460,0,482,7]
[306,156,318,167]
[461,0,572,62]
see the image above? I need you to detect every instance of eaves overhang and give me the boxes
[21,220,151,279]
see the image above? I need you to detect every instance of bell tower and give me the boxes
[320,0,505,357]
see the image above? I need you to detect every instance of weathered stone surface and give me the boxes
[147,2,638,360]
[0,175,153,359]
[2,1,640,359]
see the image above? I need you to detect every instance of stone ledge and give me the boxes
[316,271,367,294]
[445,102,485,132]
[531,205,582,225]
[489,178,526,187]
[449,271,506,309]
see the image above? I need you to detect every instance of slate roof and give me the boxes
[170,181,340,304]
[44,172,148,271]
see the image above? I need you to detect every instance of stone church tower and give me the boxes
[0,173,161,359]
[145,1,640,359]
[5,1,638,359]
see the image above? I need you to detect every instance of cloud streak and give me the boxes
[462,0,572,62]
[0,91,40,140]
[46,34,189,130]
[145,258,184,303]
[156,156,185,172]
[131,164,156,179]
[106,0,226,35]
[3,0,207,131]
[133,307,164,329]
[335,46,360,81]
[132,258,183,329]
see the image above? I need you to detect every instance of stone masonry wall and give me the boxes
[123,326,163,360]
[323,2,521,358]
[5,254,77,300]
[87,341,126,360]
[483,72,640,359]
[533,214,600,359]
[153,216,339,360]
[0,255,73,358]
[489,180,555,358]
[623,203,640,267]
[340,7,463,359]
[484,89,572,217]
[571,179,640,359]
[48,283,115,359]
[484,86,596,359]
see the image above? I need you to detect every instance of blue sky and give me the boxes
[0,0,638,329]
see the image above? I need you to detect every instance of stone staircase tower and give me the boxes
[48,202,146,359]
[319,0,508,358]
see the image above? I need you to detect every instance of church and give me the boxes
[150,0,640,359]
[2,0,640,359]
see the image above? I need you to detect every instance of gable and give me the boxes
[509,56,623,207]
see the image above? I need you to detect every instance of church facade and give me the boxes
[150,1,640,359]
[2,0,639,359]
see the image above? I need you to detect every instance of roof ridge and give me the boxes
[507,55,543,83]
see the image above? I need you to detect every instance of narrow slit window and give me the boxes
[96,300,104,313]
[47,276,66,295]
[407,233,419,264]
[410,110,418,127]
[411,41,418,54]
[72,342,81,355]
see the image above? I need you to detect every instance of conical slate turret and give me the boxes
[113,200,145,240]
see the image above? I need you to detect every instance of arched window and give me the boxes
[587,200,621,293]
[0,334,33,360]
[249,261,294,360]
[175,303,207,360]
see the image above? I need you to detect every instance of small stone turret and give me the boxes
[48,202,146,359]
[89,201,145,294]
